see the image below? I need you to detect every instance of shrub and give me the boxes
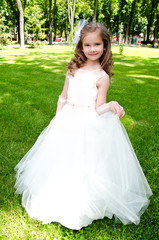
[28,40,47,48]
[119,44,124,55]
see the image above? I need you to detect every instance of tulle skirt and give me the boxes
[14,104,152,230]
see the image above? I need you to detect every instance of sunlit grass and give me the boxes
[0,45,159,240]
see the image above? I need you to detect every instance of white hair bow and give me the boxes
[72,19,88,44]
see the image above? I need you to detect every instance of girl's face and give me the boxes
[82,30,104,63]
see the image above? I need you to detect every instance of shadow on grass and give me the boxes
[0,47,158,239]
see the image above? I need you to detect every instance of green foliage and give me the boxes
[98,0,119,31]
[2,0,159,46]
[28,40,47,48]
[24,4,47,40]
[0,12,11,46]
[0,46,158,239]
[67,32,73,45]
[56,0,68,36]
[146,43,151,48]
[76,0,94,21]
[119,44,124,54]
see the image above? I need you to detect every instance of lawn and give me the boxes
[0,45,158,240]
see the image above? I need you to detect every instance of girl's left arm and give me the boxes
[96,75,125,119]
[96,75,110,108]
[56,72,69,115]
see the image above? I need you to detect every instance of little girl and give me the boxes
[14,22,152,230]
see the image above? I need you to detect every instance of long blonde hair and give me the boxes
[67,22,113,77]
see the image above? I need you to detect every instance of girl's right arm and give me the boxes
[56,72,69,115]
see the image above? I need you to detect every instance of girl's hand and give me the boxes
[110,101,125,119]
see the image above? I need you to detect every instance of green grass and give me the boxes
[0,45,158,240]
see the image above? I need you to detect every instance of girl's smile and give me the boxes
[88,53,98,56]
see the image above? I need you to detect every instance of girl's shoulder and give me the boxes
[68,68,109,82]
[68,68,108,82]
[77,68,108,77]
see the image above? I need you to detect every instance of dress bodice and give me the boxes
[67,69,107,108]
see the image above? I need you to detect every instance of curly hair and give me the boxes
[67,22,113,77]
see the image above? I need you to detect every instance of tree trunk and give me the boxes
[116,17,119,42]
[93,0,98,22]
[65,17,68,41]
[143,30,146,41]
[108,22,112,36]
[67,0,76,40]
[60,25,63,38]
[17,22,20,43]
[48,0,56,45]
[49,0,52,44]
[146,0,155,42]
[146,23,151,42]
[118,0,124,45]
[105,18,107,29]
[153,13,159,47]
[24,0,27,9]
[125,23,129,45]
[53,21,57,41]
[65,27,67,41]
[119,21,123,44]
[127,0,136,45]
[16,0,24,48]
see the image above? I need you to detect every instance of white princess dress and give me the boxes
[14,69,152,230]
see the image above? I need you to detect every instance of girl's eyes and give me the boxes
[84,43,101,47]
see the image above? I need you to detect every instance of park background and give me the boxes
[0,0,159,239]
[0,0,159,47]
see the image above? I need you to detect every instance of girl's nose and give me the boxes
[90,46,95,51]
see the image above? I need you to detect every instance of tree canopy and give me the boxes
[0,0,158,47]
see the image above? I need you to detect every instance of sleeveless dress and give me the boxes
[14,69,152,230]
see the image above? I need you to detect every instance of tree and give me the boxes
[67,0,76,39]
[93,0,98,22]
[140,0,158,43]
[16,0,24,48]
[118,0,126,44]
[48,0,56,45]
[0,12,11,46]
[24,4,46,41]
[125,0,136,45]
[55,0,68,40]
[98,0,119,36]
[146,0,156,42]
[1,0,158,47]
[153,5,159,47]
